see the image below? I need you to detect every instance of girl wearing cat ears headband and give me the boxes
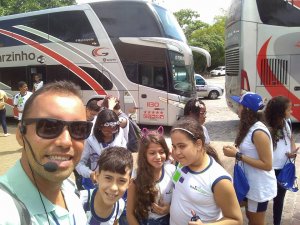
[127,126,175,225]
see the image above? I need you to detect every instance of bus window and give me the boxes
[90,1,161,37]
[49,11,99,46]
[123,62,138,83]
[0,67,27,90]
[153,5,186,43]
[0,14,48,45]
[256,0,300,26]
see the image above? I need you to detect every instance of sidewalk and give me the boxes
[0,125,300,224]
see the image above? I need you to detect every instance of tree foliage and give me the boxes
[174,9,226,73]
[0,0,76,16]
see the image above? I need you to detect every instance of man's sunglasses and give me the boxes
[22,118,93,140]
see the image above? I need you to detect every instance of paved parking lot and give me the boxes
[1,81,300,224]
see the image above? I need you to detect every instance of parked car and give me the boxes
[195,74,224,100]
[210,66,226,76]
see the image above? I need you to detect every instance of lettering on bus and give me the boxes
[143,110,164,119]
[147,101,159,107]
[0,51,36,63]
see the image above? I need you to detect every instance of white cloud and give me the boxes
[76,0,231,24]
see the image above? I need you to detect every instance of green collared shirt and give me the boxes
[0,161,87,225]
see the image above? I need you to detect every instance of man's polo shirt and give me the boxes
[0,160,87,225]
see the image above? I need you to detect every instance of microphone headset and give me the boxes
[19,124,58,172]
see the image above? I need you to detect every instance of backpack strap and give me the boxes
[114,200,120,222]
[0,183,32,225]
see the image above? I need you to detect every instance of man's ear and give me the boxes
[16,124,24,147]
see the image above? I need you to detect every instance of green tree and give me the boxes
[174,9,226,73]
[0,0,76,16]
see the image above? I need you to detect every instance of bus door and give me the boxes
[138,63,168,125]
[290,55,300,121]
[27,65,46,92]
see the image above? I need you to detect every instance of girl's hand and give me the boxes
[188,210,203,225]
[223,145,238,158]
[151,202,170,215]
[286,147,299,158]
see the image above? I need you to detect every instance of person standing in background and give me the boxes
[0,89,10,136]
[13,81,32,121]
[223,92,277,225]
[264,96,299,225]
[32,73,44,92]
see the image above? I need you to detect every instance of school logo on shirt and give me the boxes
[190,185,209,195]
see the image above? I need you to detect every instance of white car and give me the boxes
[210,66,226,76]
[195,74,224,99]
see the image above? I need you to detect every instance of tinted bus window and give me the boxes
[123,62,138,83]
[0,14,49,46]
[153,5,186,42]
[0,67,27,90]
[49,11,99,46]
[256,0,300,26]
[90,1,162,37]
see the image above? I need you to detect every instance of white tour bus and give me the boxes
[225,0,300,121]
[0,0,209,125]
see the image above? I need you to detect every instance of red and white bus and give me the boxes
[225,0,300,121]
[0,0,209,125]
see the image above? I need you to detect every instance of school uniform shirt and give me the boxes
[33,81,43,92]
[202,125,210,144]
[13,91,32,120]
[76,132,126,178]
[0,160,87,225]
[170,156,231,224]
[80,188,124,225]
[238,121,277,202]
[273,119,292,169]
[148,163,175,220]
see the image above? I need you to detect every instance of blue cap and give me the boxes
[231,92,264,112]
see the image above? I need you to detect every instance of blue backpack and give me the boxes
[277,158,298,192]
[233,161,250,202]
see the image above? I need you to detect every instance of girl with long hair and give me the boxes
[127,126,175,225]
[265,96,299,225]
[76,108,126,184]
[223,92,277,225]
[170,117,242,225]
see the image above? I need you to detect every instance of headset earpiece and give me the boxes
[19,125,26,135]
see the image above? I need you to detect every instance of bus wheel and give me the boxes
[208,91,219,100]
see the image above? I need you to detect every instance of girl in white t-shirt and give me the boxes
[265,96,299,225]
[171,117,242,225]
[127,126,175,225]
[223,92,277,225]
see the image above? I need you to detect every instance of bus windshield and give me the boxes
[153,5,187,43]
[169,51,195,96]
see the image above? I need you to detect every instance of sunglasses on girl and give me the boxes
[22,118,93,140]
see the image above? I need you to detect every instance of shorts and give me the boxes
[246,198,269,213]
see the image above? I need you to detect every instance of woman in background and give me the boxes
[264,96,299,225]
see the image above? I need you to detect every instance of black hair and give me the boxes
[183,98,205,119]
[265,96,291,148]
[86,99,101,112]
[93,108,119,142]
[18,81,27,88]
[97,146,133,175]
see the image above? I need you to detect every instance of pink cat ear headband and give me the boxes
[141,126,164,139]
